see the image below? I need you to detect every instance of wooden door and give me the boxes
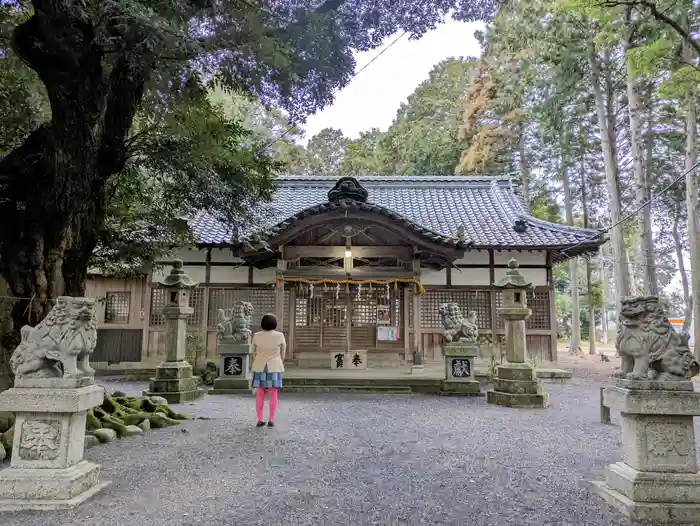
[293,287,348,351]
[93,329,143,363]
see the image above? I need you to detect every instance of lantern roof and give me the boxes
[493,259,534,290]
[157,259,198,289]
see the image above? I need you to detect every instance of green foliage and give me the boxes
[379,57,478,175]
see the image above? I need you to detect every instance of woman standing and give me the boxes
[251,314,286,427]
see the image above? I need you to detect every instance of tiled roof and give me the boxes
[191,175,604,253]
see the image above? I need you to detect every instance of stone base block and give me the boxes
[411,365,425,375]
[588,479,700,524]
[492,378,542,395]
[606,462,700,503]
[487,389,548,408]
[497,363,536,381]
[142,387,203,404]
[152,360,195,379]
[0,460,109,510]
[440,380,482,396]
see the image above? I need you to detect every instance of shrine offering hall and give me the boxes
[97,175,603,370]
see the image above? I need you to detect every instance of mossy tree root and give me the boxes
[87,393,193,438]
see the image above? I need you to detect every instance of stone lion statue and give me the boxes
[616,296,699,381]
[10,296,98,379]
[217,301,253,343]
[439,302,479,343]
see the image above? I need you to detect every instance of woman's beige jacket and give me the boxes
[251,330,286,373]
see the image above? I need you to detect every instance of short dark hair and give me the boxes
[261,314,277,331]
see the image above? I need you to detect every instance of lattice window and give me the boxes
[352,289,378,327]
[294,286,322,327]
[494,290,551,330]
[188,288,205,327]
[323,291,347,327]
[149,287,205,327]
[420,289,492,329]
[105,292,131,324]
[149,288,166,327]
[528,291,551,330]
[207,287,278,328]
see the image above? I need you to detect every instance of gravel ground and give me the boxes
[0,370,639,526]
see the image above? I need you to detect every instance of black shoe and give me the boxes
[256,421,266,427]
[267,421,275,428]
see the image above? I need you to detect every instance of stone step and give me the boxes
[284,377,439,387]
[283,385,412,394]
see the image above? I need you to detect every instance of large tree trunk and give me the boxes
[624,22,658,295]
[0,5,149,383]
[589,49,631,305]
[581,155,597,355]
[681,14,700,357]
[561,154,581,352]
[518,123,530,203]
[673,206,693,333]
[600,244,609,344]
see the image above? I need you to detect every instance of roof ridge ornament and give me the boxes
[328,176,369,203]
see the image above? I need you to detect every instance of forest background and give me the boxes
[1,0,700,367]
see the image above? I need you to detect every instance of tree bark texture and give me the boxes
[518,124,530,203]
[673,207,693,333]
[561,156,581,352]
[0,3,150,377]
[581,155,597,354]
[624,26,658,295]
[681,14,700,358]
[589,49,631,303]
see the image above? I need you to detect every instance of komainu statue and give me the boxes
[616,296,700,381]
[217,301,253,343]
[10,296,98,379]
[439,302,479,343]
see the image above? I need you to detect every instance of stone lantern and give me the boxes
[486,258,548,408]
[144,260,203,403]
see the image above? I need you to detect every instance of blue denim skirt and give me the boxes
[251,364,283,389]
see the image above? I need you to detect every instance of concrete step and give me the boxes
[283,384,412,394]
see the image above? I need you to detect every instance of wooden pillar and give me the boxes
[403,287,411,362]
[488,250,498,346]
[276,255,286,326]
[546,251,558,363]
[142,270,154,360]
[346,287,352,353]
[201,248,212,365]
[288,287,296,359]
[412,258,422,359]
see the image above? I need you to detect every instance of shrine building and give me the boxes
[86,175,605,370]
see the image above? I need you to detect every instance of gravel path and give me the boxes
[0,371,635,525]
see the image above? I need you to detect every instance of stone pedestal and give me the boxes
[143,360,203,403]
[588,380,700,523]
[440,343,481,396]
[486,363,548,408]
[330,350,368,370]
[0,384,109,510]
[208,344,253,395]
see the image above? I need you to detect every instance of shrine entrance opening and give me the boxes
[292,282,406,356]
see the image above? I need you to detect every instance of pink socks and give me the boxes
[268,388,279,422]
[256,388,279,422]
[256,388,266,421]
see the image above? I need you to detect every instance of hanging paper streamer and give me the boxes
[335,283,340,300]
[356,284,362,300]
[268,277,425,294]
[309,283,314,299]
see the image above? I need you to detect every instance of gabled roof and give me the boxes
[191,175,604,259]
